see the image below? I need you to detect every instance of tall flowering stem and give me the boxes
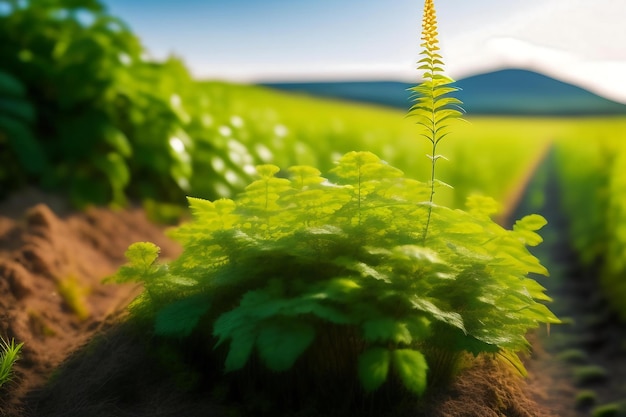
[409,0,464,242]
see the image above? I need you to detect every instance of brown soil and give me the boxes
[0,183,606,417]
[506,148,626,417]
[0,188,181,416]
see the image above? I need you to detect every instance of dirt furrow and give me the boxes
[511,148,626,416]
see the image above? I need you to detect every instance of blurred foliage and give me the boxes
[0,0,576,224]
[0,0,231,206]
[554,118,626,321]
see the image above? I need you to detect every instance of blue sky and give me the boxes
[101,0,626,103]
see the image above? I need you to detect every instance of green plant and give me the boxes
[0,336,23,388]
[554,128,626,321]
[576,390,597,408]
[112,151,558,404]
[408,0,463,241]
[556,348,588,364]
[0,69,43,198]
[592,402,626,417]
[0,0,253,208]
[573,365,609,386]
[110,0,558,411]
[57,274,90,321]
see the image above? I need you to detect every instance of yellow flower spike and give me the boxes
[410,0,465,241]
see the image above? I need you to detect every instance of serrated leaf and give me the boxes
[155,295,210,337]
[433,97,463,109]
[410,296,465,332]
[466,195,501,217]
[336,258,390,283]
[358,347,390,392]
[107,242,164,282]
[331,151,402,183]
[288,165,325,187]
[392,349,428,396]
[255,164,280,178]
[514,214,547,232]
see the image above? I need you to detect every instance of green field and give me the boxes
[195,82,560,212]
[553,120,626,319]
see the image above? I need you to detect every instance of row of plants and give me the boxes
[196,82,555,212]
[0,0,259,209]
[0,0,552,219]
[109,1,559,414]
[554,120,626,320]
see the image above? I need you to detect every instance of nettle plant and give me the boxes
[111,0,558,409]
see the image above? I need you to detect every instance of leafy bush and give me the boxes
[0,0,254,207]
[109,0,558,412]
[111,151,557,404]
[554,128,626,321]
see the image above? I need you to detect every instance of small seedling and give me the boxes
[573,365,609,386]
[575,390,597,408]
[591,402,626,417]
[57,275,90,321]
[556,348,588,364]
[0,336,23,388]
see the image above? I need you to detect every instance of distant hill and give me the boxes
[261,69,626,116]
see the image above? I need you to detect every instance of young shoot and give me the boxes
[0,336,23,388]
[409,0,464,241]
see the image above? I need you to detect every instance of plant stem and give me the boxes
[422,80,438,244]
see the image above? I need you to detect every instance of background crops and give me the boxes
[553,119,626,320]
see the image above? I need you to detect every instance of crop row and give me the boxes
[554,119,626,320]
[0,0,550,219]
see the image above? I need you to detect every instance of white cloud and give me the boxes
[441,0,626,104]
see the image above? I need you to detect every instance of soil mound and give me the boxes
[0,189,180,416]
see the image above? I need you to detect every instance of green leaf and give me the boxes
[392,349,428,396]
[331,151,403,183]
[410,296,465,332]
[0,71,25,97]
[103,125,132,157]
[93,152,130,203]
[336,258,390,283]
[512,215,548,246]
[256,319,315,371]
[498,349,527,377]
[155,295,210,337]
[108,242,164,283]
[255,164,281,178]
[0,115,46,174]
[223,328,256,372]
[466,195,501,217]
[126,242,160,269]
[288,165,325,188]
[185,197,239,231]
[358,347,390,392]
[515,214,547,231]
[0,97,35,123]
[362,318,412,345]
